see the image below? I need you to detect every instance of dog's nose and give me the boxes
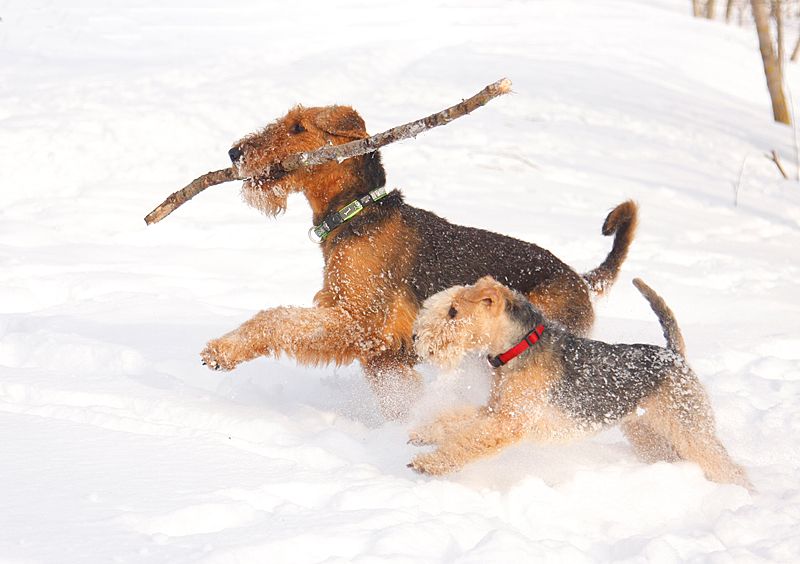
[228,147,243,162]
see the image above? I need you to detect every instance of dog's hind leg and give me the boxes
[200,306,363,371]
[526,275,594,336]
[643,383,752,490]
[621,419,679,463]
[661,419,752,490]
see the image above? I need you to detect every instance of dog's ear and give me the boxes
[314,106,368,140]
[463,278,504,309]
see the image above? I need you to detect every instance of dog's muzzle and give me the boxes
[228,147,243,163]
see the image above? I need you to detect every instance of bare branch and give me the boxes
[144,168,237,225]
[767,149,789,178]
[276,78,513,172]
[791,34,800,61]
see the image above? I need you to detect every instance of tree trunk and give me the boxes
[726,0,736,22]
[775,0,784,66]
[751,0,791,124]
[693,0,703,16]
[706,0,717,18]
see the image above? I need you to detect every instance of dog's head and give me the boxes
[229,105,385,217]
[413,276,543,369]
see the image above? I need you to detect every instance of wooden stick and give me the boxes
[144,168,237,225]
[144,78,512,225]
[279,77,512,172]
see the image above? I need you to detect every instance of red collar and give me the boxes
[487,324,545,368]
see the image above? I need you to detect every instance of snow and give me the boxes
[2,0,800,561]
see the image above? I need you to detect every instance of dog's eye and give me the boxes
[448,306,458,319]
[291,122,306,134]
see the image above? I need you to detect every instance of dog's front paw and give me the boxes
[407,452,459,475]
[200,338,242,372]
[408,426,438,446]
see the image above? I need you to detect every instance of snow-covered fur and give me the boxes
[201,104,637,419]
[410,276,751,489]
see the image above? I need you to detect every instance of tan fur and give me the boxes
[233,105,371,221]
[409,276,751,489]
[201,106,424,418]
[632,277,686,356]
[201,104,636,420]
[526,274,593,334]
[584,200,639,295]
[620,419,680,463]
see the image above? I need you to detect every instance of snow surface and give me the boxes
[2,0,800,562]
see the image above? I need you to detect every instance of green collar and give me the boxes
[308,186,389,243]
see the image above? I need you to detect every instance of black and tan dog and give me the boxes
[200,105,637,418]
[410,276,751,489]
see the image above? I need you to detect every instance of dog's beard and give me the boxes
[241,178,291,217]
[414,319,478,371]
[425,342,471,371]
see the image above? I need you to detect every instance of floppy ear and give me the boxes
[463,278,504,309]
[313,106,368,140]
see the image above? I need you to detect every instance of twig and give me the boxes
[792,34,800,62]
[144,78,512,225]
[767,149,789,179]
[733,152,753,207]
[144,168,237,225]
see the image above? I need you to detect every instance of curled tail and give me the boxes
[632,278,686,357]
[583,200,638,296]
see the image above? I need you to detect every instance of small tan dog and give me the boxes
[409,276,751,489]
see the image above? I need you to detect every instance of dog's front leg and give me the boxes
[408,406,481,446]
[201,306,363,371]
[409,411,527,475]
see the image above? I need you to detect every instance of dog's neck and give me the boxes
[309,151,387,226]
[488,324,545,368]
[309,186,390,243]
[487,295,549,368]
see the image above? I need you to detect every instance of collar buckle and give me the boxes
[308,226,326,244]
[309,187,390,244]
[487,355,504,368]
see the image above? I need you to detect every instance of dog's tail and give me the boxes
[632,278,686,357]
[583,200,638,296]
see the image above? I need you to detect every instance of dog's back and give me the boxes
[402,201,580,300]
[398,196,636,335]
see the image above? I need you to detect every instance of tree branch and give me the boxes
[144,78,512,225]
[144,168,237,225]
[767,149,789,179]
[279,77,512,172]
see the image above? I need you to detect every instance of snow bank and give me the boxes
[1,0,799,561]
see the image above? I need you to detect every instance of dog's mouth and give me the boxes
[239,163,292,217]
[261,163,289,183]
[419,344,467,371]
[412,334,455,365]
[240,163,290,187]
